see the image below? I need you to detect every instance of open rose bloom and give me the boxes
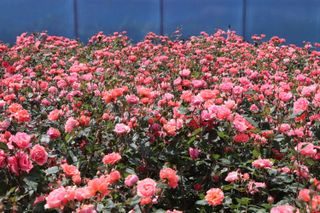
[0,30,319,212]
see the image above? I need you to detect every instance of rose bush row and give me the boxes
[0,30,319,212]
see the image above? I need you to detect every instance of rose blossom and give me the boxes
[47,127,61,139]
[17,151,33,173]
[160,168,179,188]
[61,163,80,177]
[125,174,139,187]
[8,155,19,176]
[30,144,48,166]
[45,187,68,209]
[64,117,79,133]
[298,188,310,202]
[102,152,122,165]
[205,188,224,206]
[293,97,309,114]
[114,123,131,134]
[9,132,31,149]
[188,147,200,160]
[225,171,240,182]
[0,150,6,168]
[252,159,273,169]
[270,204,297,213]
[137,178,157,198]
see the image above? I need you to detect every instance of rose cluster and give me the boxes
[0,30,319,212]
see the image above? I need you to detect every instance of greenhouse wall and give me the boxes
[0,0,319,44]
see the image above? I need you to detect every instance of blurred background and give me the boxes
[0,0,319,45]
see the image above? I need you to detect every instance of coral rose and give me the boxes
[205,188,224,206]
[102,152,121,165]
[137,178,157,198]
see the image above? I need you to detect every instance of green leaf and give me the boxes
[45,166,59,175]
[0,142,8,151]
[177,106,188,115]
[195,200,208,206]
[191,128,203,136]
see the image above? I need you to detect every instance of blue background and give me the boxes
[0,0,319,45]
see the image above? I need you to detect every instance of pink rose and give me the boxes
[125,174,139,187]
[17,151,33,173]
[293,98,309,114]
[9,132,31,149]
[61,163,80,177]
[295,142,316,157]
[47,127,61,139]
[252,159,273,169]
[0,150,6,168]
[65,117,79,133]
[188,147,200,160]
[137,178,157,198]
[247,181,266,194]
[125,94,139,104]
[102,152,122,165]
[114,123,131,134]
[30,144,48,166]
[74,187,93,201]
[225,171,240,182]
[7,155,19,176]
[45,187,68,209]
[298,188,310,202]
[270,204,297,213]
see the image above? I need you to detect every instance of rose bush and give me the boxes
[0,30,319,212]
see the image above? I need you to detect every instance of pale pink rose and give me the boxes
[137,178,157,198]
[114,123,131,134]
[179,69,191,77]
[252,159,273,169]
[270,204,298,213]
[8,155,19,176]
[166,210,183,213]
[125,94,139,104]
[295,142,316,157]
[125,174,139,187]
[279,92,292,102]
[293,98,309,114]
[225,171,240,182]
[247,181,266,194]
[64,117,79,133]
[102,152,122,165]
[30,144,48,166]
[9,132,31,149]
[45,187,68,209]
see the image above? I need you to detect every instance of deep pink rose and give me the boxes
[30,144,48,166]
[17,151,33,173]
[47,127,61,139]
[0,150,6,168]
[7,155,19,176]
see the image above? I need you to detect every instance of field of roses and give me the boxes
[0,30,319,212]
